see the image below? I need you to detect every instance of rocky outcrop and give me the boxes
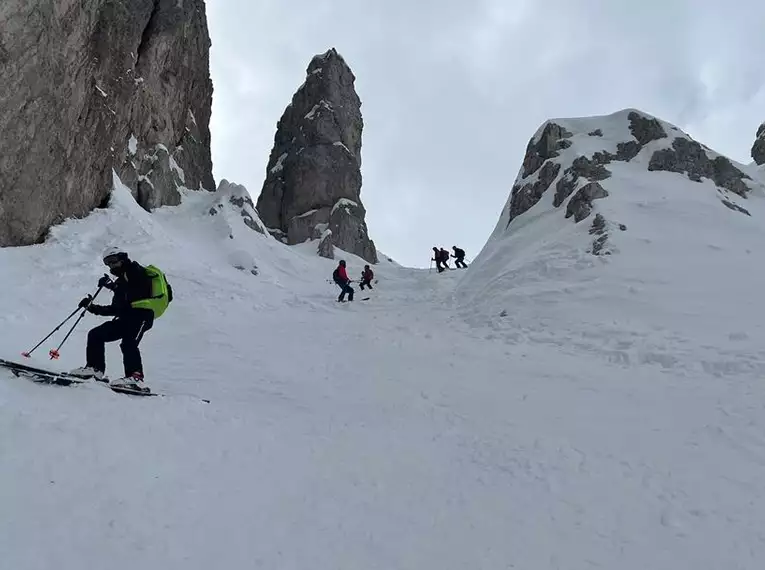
[566,182,609,223]
[522,123,573,178]
[256,48,377,264]
[0,0,214,247]
[648,138,751,197]
[627,111,667,145]
[751,123,765,165]
[508,162,561,221]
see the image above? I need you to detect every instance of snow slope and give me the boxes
[2,171,765,569]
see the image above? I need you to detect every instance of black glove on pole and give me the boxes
[48,278,107,360]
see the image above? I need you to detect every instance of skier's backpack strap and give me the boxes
[131,264,172,318]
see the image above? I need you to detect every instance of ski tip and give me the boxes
[48,349,60,360]
[21,352,30,358]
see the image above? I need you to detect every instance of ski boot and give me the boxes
[110,372,150,393]
[69,366,106,382]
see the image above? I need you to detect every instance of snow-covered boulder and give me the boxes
[209,180,269,238]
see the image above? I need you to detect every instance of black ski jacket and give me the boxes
[89,261,153,317]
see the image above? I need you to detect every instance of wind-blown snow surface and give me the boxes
[2,176,765,569]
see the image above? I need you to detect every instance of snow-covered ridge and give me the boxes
[459,108,765,377]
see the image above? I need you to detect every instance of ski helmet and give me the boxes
[339,260,346,266]
[102,246,128,264]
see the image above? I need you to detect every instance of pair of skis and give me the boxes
[1,358,211,403]
[1,358,154,397]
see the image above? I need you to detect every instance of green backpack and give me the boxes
[131,264,173,318]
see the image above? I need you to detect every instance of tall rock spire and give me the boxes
[256,48,377,263]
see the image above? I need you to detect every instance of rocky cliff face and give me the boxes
[256,48,377,264]
[501,109,758,255]
[0,0,214,247]
[752,122,765,166]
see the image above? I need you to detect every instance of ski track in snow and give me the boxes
[1,186,765,569]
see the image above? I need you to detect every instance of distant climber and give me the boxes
[432,247,447,273]
[332,259,354,302]
[69,246,172,391]
[439,248,451,270]
[452,246,468,268]
[360,265,374,290]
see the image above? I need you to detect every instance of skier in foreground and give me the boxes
[70,247,171,391]
[332,259,354,302]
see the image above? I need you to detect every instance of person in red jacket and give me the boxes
[360,265,374,290]
[332,260,354,302]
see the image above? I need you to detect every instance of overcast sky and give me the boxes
[207,0,765,267]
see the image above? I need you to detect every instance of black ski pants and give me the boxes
[454,257,468,268]
[337,282,354,301]
[86,309,154,376]
[360,279,373,290]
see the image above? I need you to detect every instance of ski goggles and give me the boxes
[103,254,124,267]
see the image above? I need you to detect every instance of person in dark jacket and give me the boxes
[432,247,447,272]
[360,265,374,290]
[69,247,155,390]
[439,248,451,270]
[452,246,468,268]
[333,260,354,302]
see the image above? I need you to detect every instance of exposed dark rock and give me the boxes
[566,182,609,223]
[553,171,579,208]
[588,129,603,137]
[628,111,667,145]
[0,0,215,246]
[571,155,612,181]
[649,138,751,197]
[721,199,751,216]
[711,157,750,197]
[507,161,561,225]
[615,141,642,162]
[752,122,765,165]
[589,213,607,235]
[521,123,573,178]
[588,214,610,255]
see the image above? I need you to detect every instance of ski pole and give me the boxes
[49,281,106,360]
[21,306,82,358]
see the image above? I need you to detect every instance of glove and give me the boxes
[78,295,93,309]
[98,275,113,288]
